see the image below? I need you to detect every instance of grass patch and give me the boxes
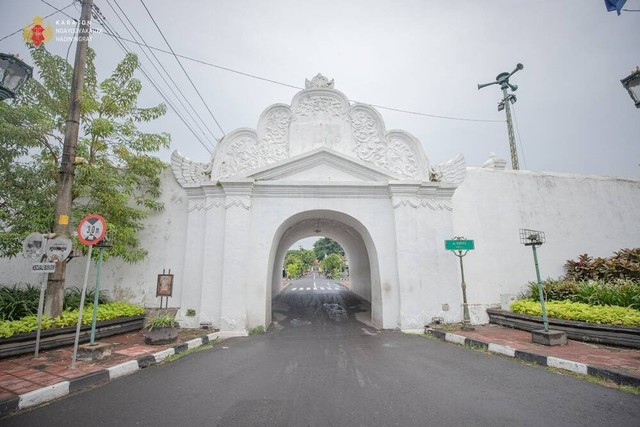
[164,339,218,363]
[248,325,265,335]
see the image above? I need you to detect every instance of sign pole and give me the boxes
[89,246,103,345]
[34,236,50,358]
[531,244,549,332]
[445,237,475,331]
[71,244,93,368]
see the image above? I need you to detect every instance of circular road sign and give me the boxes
[77,214,107,246]
[22,232,45,260]
[47,236,73,261]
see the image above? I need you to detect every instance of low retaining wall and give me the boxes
[0,315,145,358]
[487,309,640,349]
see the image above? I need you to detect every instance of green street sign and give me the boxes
[445,240,475,251]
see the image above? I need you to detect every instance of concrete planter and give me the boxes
[0,315,145,359]
[487,309,640,348]
[144,326,178,345]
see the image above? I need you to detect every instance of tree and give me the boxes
[284,247,316,279]
[0,45,170,316]
[320,253,344,279]
[313,237,344,260]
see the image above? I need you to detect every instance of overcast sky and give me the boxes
[2,0,639,184]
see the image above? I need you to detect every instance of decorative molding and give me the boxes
[294,93,347,120]
[305,73,334,89]
[224,196,251,210]
[171,150,211,186]
[391,197,453,210]
[350,105,426,180]
[481,153,507,170]
[429,154,466,185]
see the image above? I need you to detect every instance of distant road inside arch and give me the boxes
[5,275,639,425]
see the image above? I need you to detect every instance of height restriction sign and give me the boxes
[77,214,106,246]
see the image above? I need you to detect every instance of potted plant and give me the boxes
[144,315,178,345]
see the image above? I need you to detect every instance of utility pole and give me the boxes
[45,0,94,317]
[478,63,524,170]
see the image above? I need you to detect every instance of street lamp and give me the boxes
[519,228,567,346]
[0,53,33,101]
[621,66,640,108]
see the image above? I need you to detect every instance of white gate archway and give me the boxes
[171,74,466,332]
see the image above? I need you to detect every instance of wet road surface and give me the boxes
[4,274,639,426]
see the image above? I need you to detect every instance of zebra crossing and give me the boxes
[289,284,342,292]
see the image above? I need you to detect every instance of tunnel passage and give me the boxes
[266,210,383,330]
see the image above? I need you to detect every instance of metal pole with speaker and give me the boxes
[478,63,524,170]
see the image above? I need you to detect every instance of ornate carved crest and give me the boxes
[305,73,334,89]
[171,151,211,185]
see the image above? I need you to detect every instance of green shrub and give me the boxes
[511,299,640,326]
[523,278,640,309]
[564,248,640,282]
[0,301,144,338]
[0,284,40,321]
[523,279,578,302]
[574,279,640,309]
[63,286,110,310]
[146,315,176,330]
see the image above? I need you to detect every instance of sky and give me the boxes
[1,0,639,187]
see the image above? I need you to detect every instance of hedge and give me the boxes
[0,302,144,338]
[511,299,640,327]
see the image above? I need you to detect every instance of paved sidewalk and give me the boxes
[0,327,221,414]
[428,324,640,385]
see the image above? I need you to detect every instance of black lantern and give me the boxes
[0,53,33,101]
[621,67,640,109]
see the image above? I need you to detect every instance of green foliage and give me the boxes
[0,284,41,321]
[510,299,640,326]
[564,248,640,282]
[146,315,176,330]
[63,286,110,310]
[284,247,316,279]
[313,237,344,260]
[0,301,144,338]
[320,253,345,279]
[248,325,265,335]
[523,279,640,309]
[0,45,170,261]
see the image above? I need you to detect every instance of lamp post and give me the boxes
[519,228,567,346]
[0,53,33,101]
[621,66,640,108]
[478,63,524,170]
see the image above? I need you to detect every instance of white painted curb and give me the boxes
[207,332,220,341]
[547,356,588,375]
[488,343,516,357]
[152,348,175,363]
[108,360,140,379]
[19,381,69,409]
[186,338,202,350]
[445,333,466,345]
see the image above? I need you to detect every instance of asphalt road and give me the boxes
[4,274,640,426]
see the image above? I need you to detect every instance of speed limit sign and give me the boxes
[77,214,107,246]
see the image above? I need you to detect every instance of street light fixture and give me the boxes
[519,228,567,346]
[0,53,33,101]
[621,66,640,108]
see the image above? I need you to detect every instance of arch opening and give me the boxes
[266,210,382,330]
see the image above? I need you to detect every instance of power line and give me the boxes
[9,1,505,125]
[90,3,213,154]
[106,0,217,146]
[0,1,75,43]
[139,0,225,136]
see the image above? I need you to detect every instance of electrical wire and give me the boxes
[139,0,225,136]
[106,0,217,146]
[90,4,213,154]
[0,1,75,43]
[15,1,505,125]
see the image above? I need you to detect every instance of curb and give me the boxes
[0,331,225,418]
[424,328,640,388]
